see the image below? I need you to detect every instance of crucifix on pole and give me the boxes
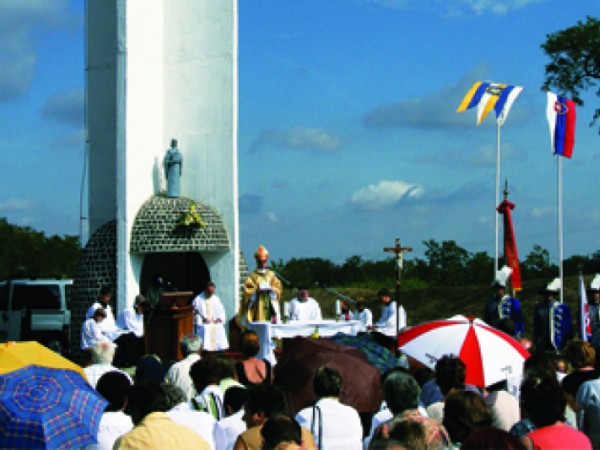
[384,238,412,357]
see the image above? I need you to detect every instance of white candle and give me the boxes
[283,301,289,318]
[335,300,341,316]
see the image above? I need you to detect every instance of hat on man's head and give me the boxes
[589,274,600,292]
[492,266,513,288]
[543,277,562,294]
[254,245,269,260]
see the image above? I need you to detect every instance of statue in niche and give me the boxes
[164,138,183,198]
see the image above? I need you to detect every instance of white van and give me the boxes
[0,279,73,352]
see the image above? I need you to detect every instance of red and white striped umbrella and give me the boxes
[398,315,530,387]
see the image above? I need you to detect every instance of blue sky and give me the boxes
[0,0,598,266]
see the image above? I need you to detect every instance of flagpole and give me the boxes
[558,156,564,303]
[456,82,523,279]
[495,120,501,276]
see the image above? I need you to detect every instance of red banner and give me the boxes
[497,200,522,291]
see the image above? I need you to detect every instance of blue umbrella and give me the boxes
[0,365,108,449]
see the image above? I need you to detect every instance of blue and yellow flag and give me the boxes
[457,81,523,126]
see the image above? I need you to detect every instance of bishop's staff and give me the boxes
[384,238,412,357]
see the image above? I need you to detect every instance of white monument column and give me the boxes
[86,0,239,317]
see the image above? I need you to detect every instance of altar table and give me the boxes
[247,320,365,364]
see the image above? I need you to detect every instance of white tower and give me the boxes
[85,0,239,318]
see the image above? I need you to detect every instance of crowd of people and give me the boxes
[73,244,600,449]
[77,333,600,449]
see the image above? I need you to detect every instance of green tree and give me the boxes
[541,16,600,132]
[339,255,365,286]
[403,258,433,287]
[563,254,590,276]
[279,257,336,288]
[522,244,556,279]
[466,251,494,285]
[423,239,470,286]
[0,218,80,279]
[361,257,396,284]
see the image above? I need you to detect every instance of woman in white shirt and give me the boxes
[295,366,363,450]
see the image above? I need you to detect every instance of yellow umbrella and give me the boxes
[0,341,86,380]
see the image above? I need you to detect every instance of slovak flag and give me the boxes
[457,81,523,126]
[546,92,576,158]
[579,274,592,341]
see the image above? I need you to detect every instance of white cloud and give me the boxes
[463,143,524,167]
[350,180,423,210]
[250,126,341,153]
[362,0,411,9]
[0,1,77,102]
[40,89,84,127]
[363,63,531,131]
[458,0,544,15]
[530,206,555,219]
[50,129,85,150]
[0,198,33,212]
[363,64,489,129]
[360,0,544,15]
[415,141,526,169]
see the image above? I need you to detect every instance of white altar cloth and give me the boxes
[247,320,365,364]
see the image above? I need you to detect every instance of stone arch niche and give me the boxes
[70,219,117,362]
[70,196,245,360]
[130,195,231,299]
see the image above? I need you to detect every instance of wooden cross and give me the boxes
[384,238,413,286]
[384,238,412,357]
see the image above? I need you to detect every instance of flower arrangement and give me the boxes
[177,202,206,230]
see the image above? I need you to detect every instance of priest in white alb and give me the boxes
[288,287,323,322]
[192,281,229,351]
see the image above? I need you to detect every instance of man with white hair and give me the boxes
[84,341,133,388]
[164,333,203,401]
[484,265,524,338]
[163,383,219,449]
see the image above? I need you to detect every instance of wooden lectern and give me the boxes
[145,291,194,362]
